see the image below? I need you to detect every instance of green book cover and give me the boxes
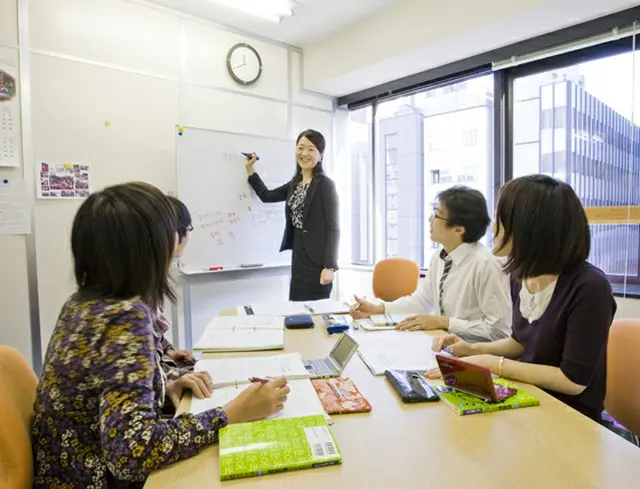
[219,414,342,480]
[435,378,541,415]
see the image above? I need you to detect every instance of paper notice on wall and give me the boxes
[0,55,20,168]
[0,178,30,235]
[37,161,91,199]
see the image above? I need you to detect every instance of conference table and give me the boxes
[145,312,640,489]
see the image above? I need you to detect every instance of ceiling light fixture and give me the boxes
[208,0,294,23]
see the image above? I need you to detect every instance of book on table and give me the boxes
[190,353,328,422]
[193,353,309,389]
[193,315,285,352]
[435,378,541,415]
[219,414,342,480]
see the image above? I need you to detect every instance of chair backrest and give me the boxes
[0,346,38,489]
[372,258,421,302]
[605,319,640,436]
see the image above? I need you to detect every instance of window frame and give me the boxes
[343,8,640,297]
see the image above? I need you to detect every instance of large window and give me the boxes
[343,13,640,296]
[512,50,639,290]
[349,75,495,266]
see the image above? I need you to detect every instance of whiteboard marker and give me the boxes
[240,263,264,268]
[241,152,260,161]
[208,266,223,271]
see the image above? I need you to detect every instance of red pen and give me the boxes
[249,376,271,384]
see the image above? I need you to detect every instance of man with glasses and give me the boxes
[352,186,511,342]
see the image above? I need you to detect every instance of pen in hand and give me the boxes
[249,376,272,384]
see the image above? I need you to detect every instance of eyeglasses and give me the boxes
[186,224,194,233]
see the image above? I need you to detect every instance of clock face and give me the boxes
[226,43,262,86]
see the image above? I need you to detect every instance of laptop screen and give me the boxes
[329,333,358,367]
[435,353,496,401]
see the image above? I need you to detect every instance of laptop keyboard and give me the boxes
[309,358,334,375]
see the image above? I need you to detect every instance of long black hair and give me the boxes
[292,129,326,185]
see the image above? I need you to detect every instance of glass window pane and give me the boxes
[512,50,640,292]
[348,106,373,264]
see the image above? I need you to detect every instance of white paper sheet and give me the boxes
[203,315,284,330]
[195,353,309,388]
[190,378,325,421]
[351,330,436,375]
[238,299,351,316]
[0,179,30,235]
[194,328,284,352]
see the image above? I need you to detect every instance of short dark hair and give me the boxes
[495,174,590,279]
[71,182,176,309]
[437,186,490,243]
[294,129,326,182]
[168,196,192,242]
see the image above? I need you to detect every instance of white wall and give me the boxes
[303,0,640,96]
[0,0,32,365]
[0,0,334,367]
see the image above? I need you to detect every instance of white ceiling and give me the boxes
[143,0,408,47]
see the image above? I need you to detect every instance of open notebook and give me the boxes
[191,378,327,421]
[191,353,327,422]
[194,353,310,389]
[194,315,285,352]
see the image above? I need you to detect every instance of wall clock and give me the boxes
[226,43,263,86]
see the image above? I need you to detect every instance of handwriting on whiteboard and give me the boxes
[195,194,284,247]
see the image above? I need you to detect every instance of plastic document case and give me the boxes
[385,369,440,403]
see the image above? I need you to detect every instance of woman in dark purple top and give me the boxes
[431,175,616,423]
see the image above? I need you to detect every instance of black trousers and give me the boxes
[289,229,332,301]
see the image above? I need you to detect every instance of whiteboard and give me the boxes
[176,127,294,272]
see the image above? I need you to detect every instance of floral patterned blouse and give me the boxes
[288,182,310,229]
[32,297,228,489]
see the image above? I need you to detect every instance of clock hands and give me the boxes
[232,53,247,71]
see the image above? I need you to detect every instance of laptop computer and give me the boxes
[303,333,359,379]
[434,353,517,403]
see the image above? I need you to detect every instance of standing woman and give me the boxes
[245,129,339,301]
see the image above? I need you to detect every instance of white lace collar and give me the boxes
[519,280,557,323]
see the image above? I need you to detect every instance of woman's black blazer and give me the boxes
[248,172,339,270]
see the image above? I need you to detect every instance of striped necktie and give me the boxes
[438,249,452,315]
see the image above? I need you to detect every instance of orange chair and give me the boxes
[605,319,640,437]
[372,258,421,302]
[0,346,38,489]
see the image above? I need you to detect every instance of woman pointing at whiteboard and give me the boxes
[245,129,339,301]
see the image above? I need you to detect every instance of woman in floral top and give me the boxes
[32,182,290,488]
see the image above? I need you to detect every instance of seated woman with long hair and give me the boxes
[429,174,616,423]
[32,182,290,488]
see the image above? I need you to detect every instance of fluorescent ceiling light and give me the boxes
[208,0,294,23]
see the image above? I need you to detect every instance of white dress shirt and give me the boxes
[383,242,512,341]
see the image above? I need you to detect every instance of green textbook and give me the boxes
[219,414,342,480]
[435,378,541,415]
